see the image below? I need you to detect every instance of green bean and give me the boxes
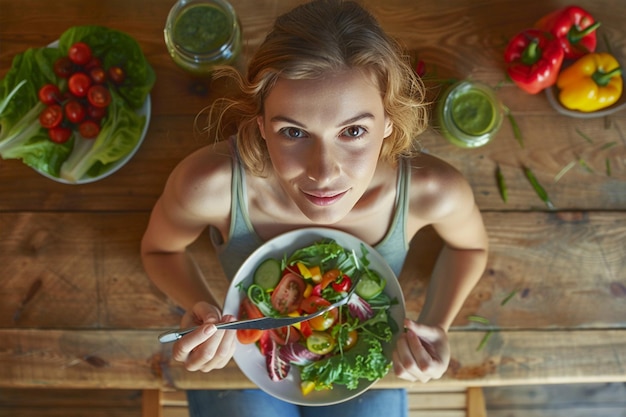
[495,164,508,203]
[523,166,555,209]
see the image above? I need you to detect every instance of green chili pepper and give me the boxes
[501,289,518,306]
[606,158,612,176]
[468,315,490,325]
[495,164,508,203]
[523,166,555,209]
[476,330,493,351]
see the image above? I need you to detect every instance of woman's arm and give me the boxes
[393,156,488,382]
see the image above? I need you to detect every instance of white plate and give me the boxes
[222,227,406,407]
[34,39,151,184]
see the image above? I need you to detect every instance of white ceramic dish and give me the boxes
[34,40,151,184]
[545,50,625,119]
[222,227,406,406]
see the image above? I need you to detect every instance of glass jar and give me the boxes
[164,0,242,75]
[436,80,504,148]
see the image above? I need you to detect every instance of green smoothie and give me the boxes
[173,4,230,55]
[164,0,242,74]
[437,81,503,148]
[450,89,496,136]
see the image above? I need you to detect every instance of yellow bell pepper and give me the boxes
[556,52,623,112]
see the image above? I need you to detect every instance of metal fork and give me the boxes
[158,279,359,343]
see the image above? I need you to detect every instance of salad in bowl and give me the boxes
[223,228,405,406]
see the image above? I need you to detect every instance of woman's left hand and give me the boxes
[392,319,450,383]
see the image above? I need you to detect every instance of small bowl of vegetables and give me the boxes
[222,227,405,406]
[545,51,625,118]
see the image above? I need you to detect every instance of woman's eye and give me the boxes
[341,125,367,138]
[279,127,308,139]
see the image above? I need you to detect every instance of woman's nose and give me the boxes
[306,141,340,185]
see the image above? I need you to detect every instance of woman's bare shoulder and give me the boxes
[161,141,234,221]
[406,153,476,222]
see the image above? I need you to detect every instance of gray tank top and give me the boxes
[210,146,410,280]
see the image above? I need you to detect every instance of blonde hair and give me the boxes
[211,0,428,175]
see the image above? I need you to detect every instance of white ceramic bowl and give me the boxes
[222,227,406,406]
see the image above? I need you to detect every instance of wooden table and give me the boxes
[1,0,625,393]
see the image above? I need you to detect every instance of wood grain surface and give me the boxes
[1,0,625,389]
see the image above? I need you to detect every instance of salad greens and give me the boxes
[0,25,155,181]
[243,239,399,393]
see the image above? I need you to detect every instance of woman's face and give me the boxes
[257,68,393,224]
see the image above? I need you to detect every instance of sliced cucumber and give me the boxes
[253,258,281,290]
[355,271,385,300]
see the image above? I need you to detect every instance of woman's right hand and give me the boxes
[171,301,238,372]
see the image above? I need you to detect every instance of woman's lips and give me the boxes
[303,190,349,206]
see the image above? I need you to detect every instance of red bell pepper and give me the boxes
[535,5,601,59]
[504,28,565,94]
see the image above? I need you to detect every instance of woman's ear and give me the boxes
[257,115,266,140]
[384,117,393,138]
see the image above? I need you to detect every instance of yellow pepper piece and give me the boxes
[296,262,312,278]
[287,311,301,329]
[300,380,316,396]
[308,265,322,283]
[303,283,313,298]
[557,52,623,112]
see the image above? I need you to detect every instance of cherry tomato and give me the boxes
[258,331,273,356]
[236,298,264,344]
[68,42,92,66]
[78,120,101,139]
[300,296,328,314]
[68,72,92,97]
[64,99,86,124]
[38,84,61,105]
[48,126,73,144]
[300,296,338,331]
[342,329,358,351]
[53,56,74,78]
[108,66,126,84]
[84,56,102,70]
[269,326,301,345]
[270,272,306,314]
[331,275,352,293]
[87,85,111,108]
[89,67,107,84]
[306,331,336,355]
[87,104,107,121]
[39,104,63,128]
[299,320,313,338]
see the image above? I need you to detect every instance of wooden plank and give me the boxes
[484,382,626,408]
[466,387,487,417]
[408,392,467,410]
[142,390,162,417]
[1,329,625,389]
[0,407,141,417]
[0,388,143,406]
[1,211,624,331]
[486,408,626,417]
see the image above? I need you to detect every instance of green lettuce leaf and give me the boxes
[300,332,392,390]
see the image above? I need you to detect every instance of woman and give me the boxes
[141,0,488,415]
